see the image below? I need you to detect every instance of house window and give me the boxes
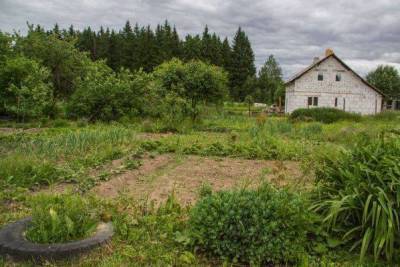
[308,97,318,107]
[335,97,338,107]
[318,72,323,81]
[336,73,341,81]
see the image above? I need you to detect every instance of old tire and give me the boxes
[0,217,113,260]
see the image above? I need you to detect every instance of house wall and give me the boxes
[285,57,383,115]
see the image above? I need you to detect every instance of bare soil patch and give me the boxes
[92,154,175,198]
[92,155,305,205]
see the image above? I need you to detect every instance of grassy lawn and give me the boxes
[1,111,399,266]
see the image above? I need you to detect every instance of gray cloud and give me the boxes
[1,0,399,78]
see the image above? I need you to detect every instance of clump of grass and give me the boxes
[311,134,400,262]
[0,155,61,187]
[26,194,99,244]
[290,108,361,124]
[368,110,400,121]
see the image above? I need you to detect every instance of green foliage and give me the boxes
[369,110,400,121]
[158,91,190,132]
[0,155,60,187]
[0,56,52,121]
[189,184,312,265]
[366,65,400,97]
[154,58,228,122]
[15,28,90,98]
[26,194,98,243]
[0,31,12,63]
[258,55,284,104]
[67,62,154,121]
[311,135,400,262]
[228,27,256,101]
[290,107,361,123]
[110,194,199,266]
[183,60,228,120]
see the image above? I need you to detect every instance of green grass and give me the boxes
[1,111,400,266]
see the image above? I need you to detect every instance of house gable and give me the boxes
[286,53,384,97]
[284,50,384,115]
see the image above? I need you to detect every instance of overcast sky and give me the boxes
[1,0,399,79]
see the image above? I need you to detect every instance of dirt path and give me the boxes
[92,155,305,205]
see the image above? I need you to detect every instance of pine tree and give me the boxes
[229,27,256,101]
[77,27,97,60]
[183,34,202,61]
[121,21,136,69]
[258,55,283,104]
[96,26,109,60]
[171,26,181,58]
[107,30,121,70]
[200,25,212,63]
[210,33,223,66]
[221,37,231,71]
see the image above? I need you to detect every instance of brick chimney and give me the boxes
[325,48,334,57]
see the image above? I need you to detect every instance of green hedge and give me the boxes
[290,107,361,123]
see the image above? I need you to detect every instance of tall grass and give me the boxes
[311,134,400,262]
[23,126,136,158]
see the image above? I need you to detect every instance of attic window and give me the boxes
[318,72,323,81]
[336,73,341,81]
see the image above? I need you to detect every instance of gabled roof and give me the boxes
[285,52,385,96]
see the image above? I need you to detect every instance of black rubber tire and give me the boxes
[0,217,113,260]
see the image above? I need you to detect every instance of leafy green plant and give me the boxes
[290,108,361,124]
[189,183,312,265]
[311,134,400,262]
[26,194,99,244]
[0,55,52,121]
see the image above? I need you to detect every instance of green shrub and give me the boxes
[189,184,312,265]
[67,62,155,122]
[0,55,53,122]
[311,135,400,262]
[290,108,361,123]
[26,194,98,244]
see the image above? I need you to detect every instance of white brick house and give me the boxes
[285,49,384,115]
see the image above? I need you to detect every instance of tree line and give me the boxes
[0,24,229,126]
[28,21,284,103]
